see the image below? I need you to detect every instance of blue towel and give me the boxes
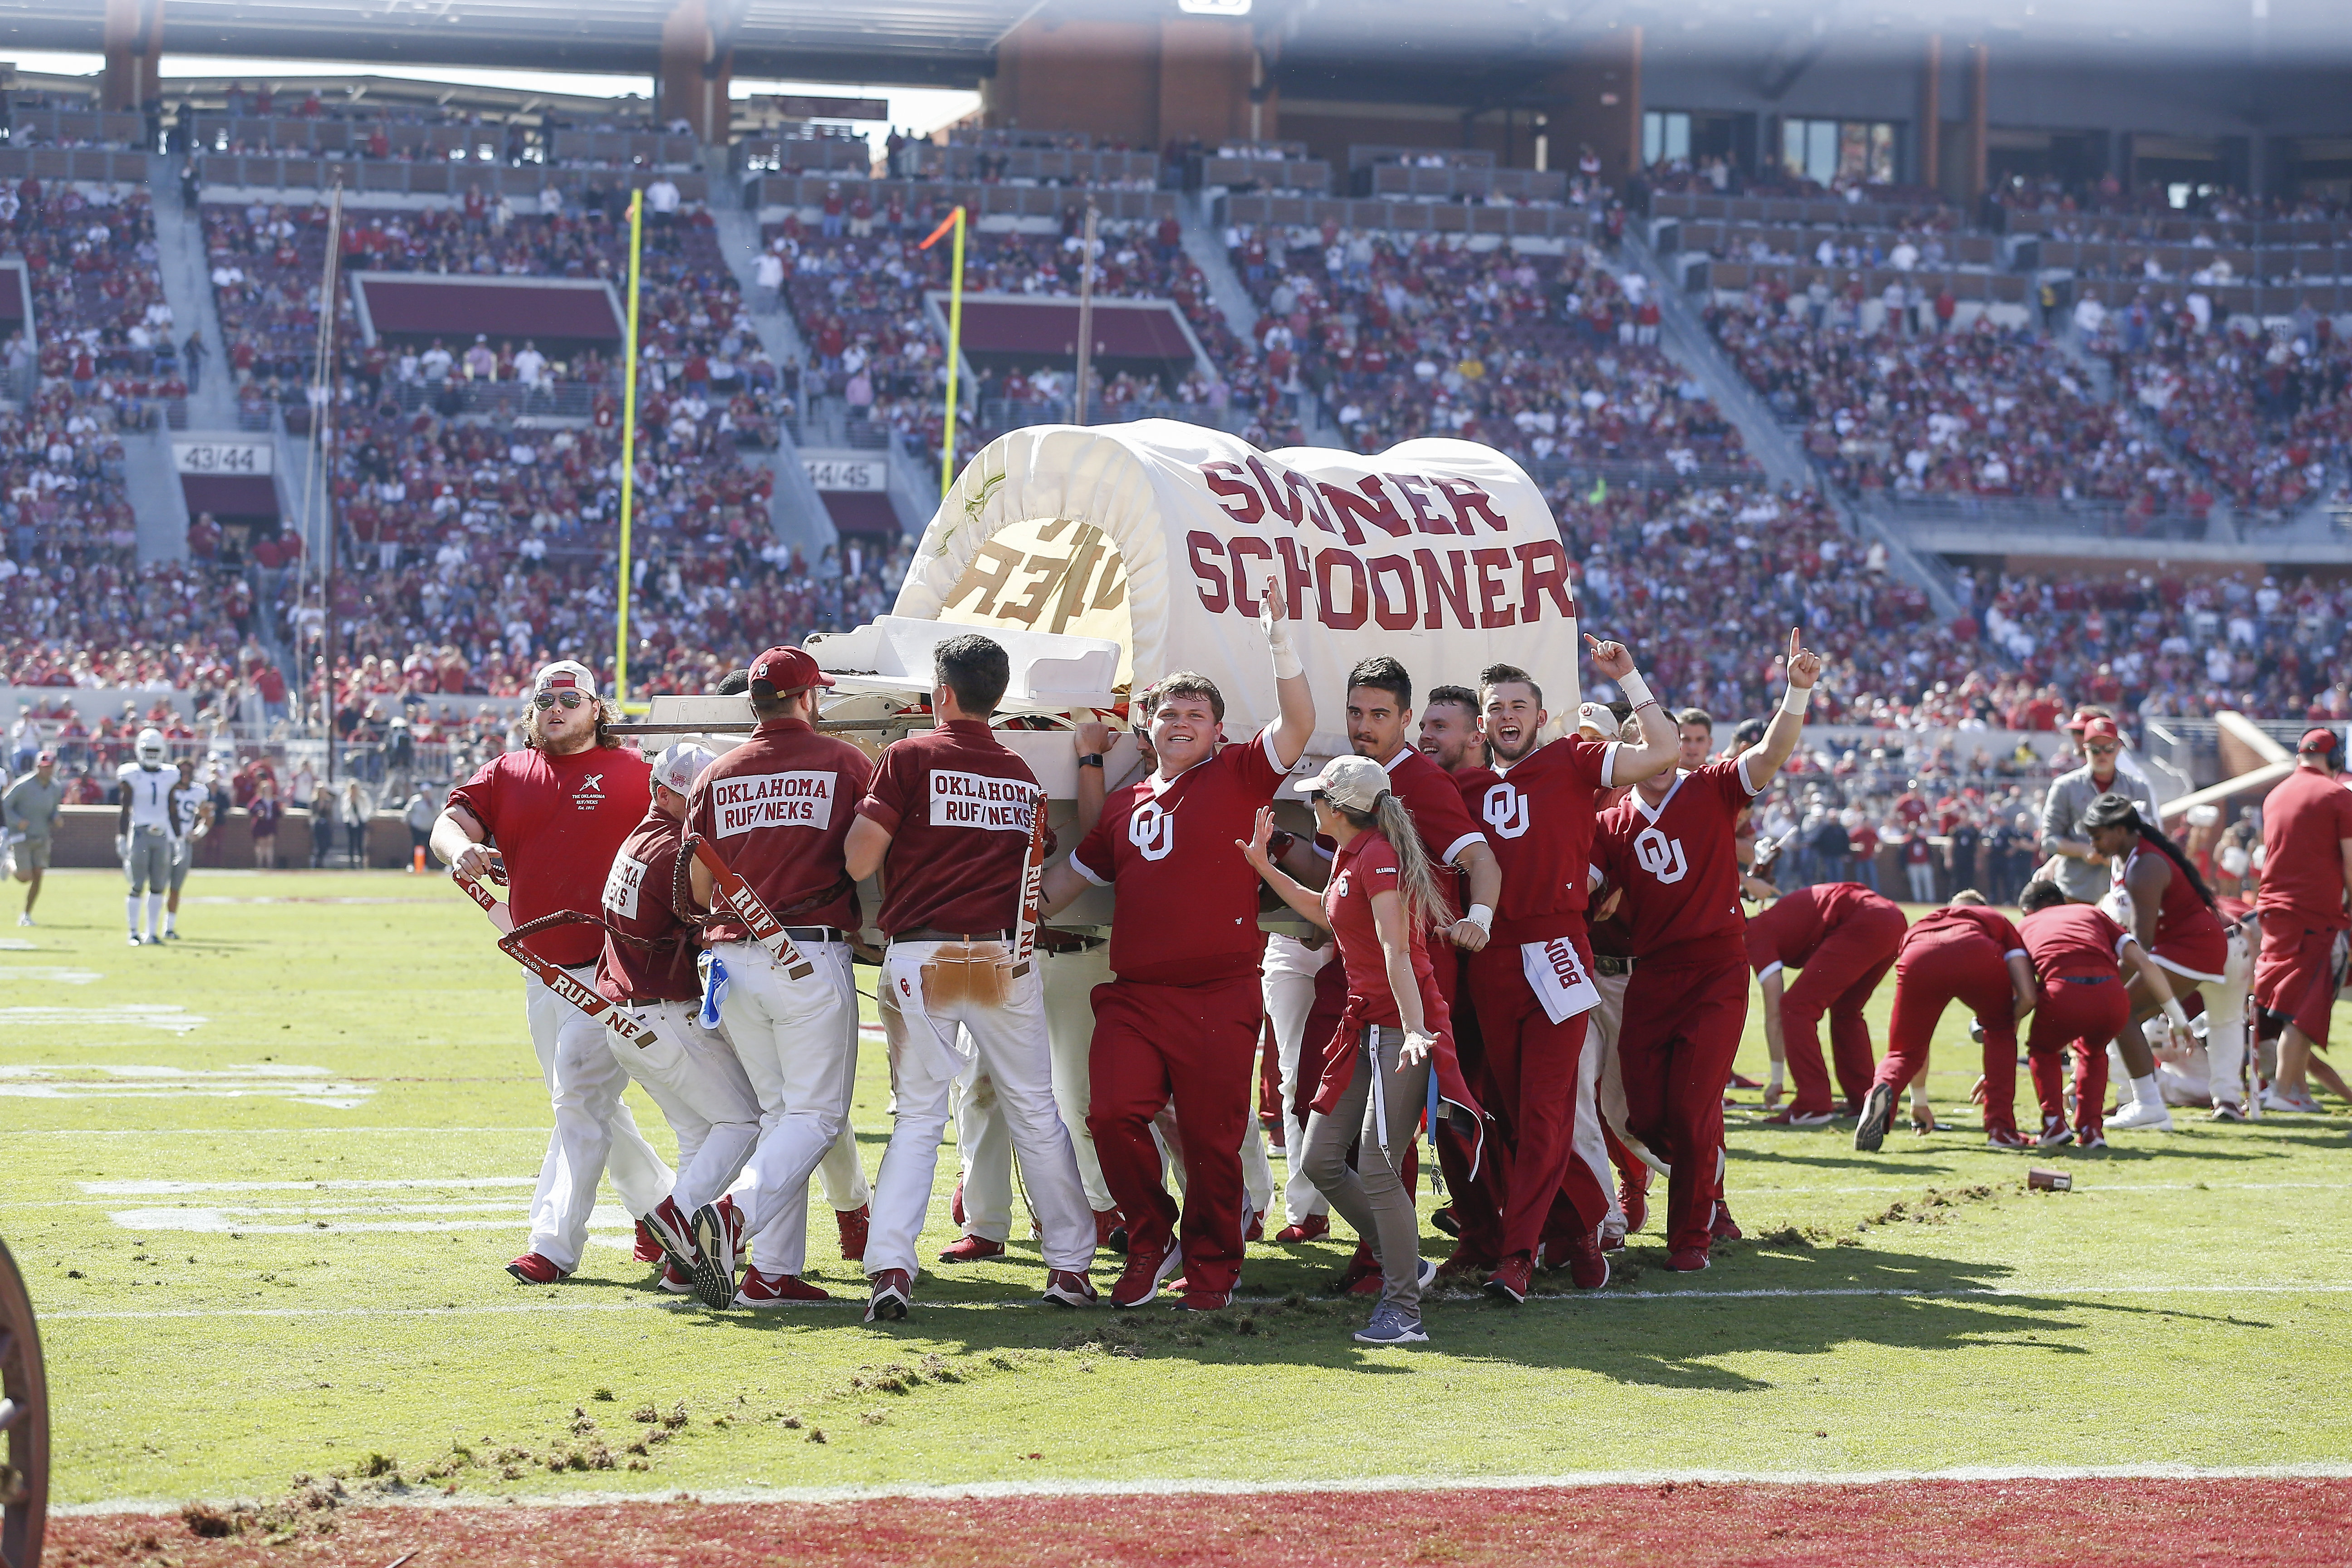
[697,949,730,1029]
[1424,1058,1445,1196]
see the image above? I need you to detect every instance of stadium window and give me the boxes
[1782,118,1898,185]
[1642,111,1691,167]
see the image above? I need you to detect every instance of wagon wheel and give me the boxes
[0,1236,47,1568]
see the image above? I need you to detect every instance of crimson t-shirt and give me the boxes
[857,720,1049,937]
[1744,881,1899,975]
[597,808,700,1003]
[1592,758,1761,965]
[1900,904,2026,965]
[1374,745,1487,917]
[1324,829,1442,1030]
[685,716,872,942]
[2019,902,2132,984]
[2256,766,2352,930]
[447,742,652,967]
[1454,735,1619,946]
[1069,729,1287,985]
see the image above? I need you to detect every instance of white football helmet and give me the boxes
[135,727,167,767]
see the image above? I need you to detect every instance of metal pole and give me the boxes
[615,187,645,707]
[309,182,343,795]
[1072,202,1098,426]
[919,204,969,497]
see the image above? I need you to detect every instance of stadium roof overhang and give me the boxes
[5,0,2348,94]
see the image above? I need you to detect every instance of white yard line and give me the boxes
[38,1280,2352,1323]
[50,1460,2352,1516]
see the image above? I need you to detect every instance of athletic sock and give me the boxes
[145,893,163,938]
[164,913,176,936]
[127,893,141,934]
[2131,1071,2164,1110]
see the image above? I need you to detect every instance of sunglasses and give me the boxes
[2085,743,2119,755]
[533,690,587,711]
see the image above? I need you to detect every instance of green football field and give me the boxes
[4,867,2347,1511]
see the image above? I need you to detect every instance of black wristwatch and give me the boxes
[1076,753,1105,769]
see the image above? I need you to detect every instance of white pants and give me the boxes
[952,940,1114,1235]
[2144,925,2253,1108]
[1573,967,1635,1233]
[873,938,1093,1281]
[605,999,760,1217]
[715,938,860,1273]
[1261,933,1331,1223]
[525,968,674,1273]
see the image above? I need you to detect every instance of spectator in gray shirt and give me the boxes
[2039,716,2161,903]
[4,750,67,925]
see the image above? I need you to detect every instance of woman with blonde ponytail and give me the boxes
[1240,754,1485,1347]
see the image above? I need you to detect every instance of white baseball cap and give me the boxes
[533,659,598,697]
[1293,753,1388,814]
[650,741,715,797]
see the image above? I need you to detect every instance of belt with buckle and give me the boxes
[894,927,1011,945]
[776,926,848,944]
[1593,954,1635,977]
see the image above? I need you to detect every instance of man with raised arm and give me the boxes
[1038,603,1314,1313]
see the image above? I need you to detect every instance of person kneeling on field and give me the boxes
[1241,758,1485,1347]
[1856,892,2037,1153]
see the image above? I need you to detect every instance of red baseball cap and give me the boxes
[2299,727,2340,755]
[2080,717,2122,744]
[748,646,833,693]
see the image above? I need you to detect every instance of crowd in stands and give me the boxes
[1230,224,1749,472]
[2,180,189,422]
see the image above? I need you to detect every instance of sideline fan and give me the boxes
[2251,730,2352,1113]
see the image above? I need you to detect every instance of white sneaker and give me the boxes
[15,912,29,926]
[127,932,144,947]
[2260,1085,2323,1114]
[2106,1098,2174,1132]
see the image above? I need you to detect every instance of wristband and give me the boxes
[1617,670,1654,709]
[1780,683,1813,716]
[1262,607,1303,680]
[1076,753,1104,769]
[2162,999,2190,1029]
[1464,902,1494,933]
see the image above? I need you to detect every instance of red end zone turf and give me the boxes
[46,1477,2352,1566]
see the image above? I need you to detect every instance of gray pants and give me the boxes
[1300,1024,1429,1313]
[124,827,172,894]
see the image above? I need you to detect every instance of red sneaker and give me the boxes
[1483,1255,1533,1304]
[937,1234,1006,1264]
[1110,1238,1183,1309]
[640,1196,697,1270]
[1332,1247,1380,1296]
[1094,1207,1124,1250]
[1043,1269,1098,1308]
[505,1252,568,1285]
[1431,1205,1462,1238]
[1662,1247,1711,1273]
[1561,1227,1610,1291]
[1762,1107,1835,1127]
[736,1269,830,1307]
[1244,1212,1265,1243]
[1618,1172,1650,1236]
[836,1203,870,1262]
[1173,1286,1231,1312]
[951,1182,965,1226]
[1710,1202,1743,1242]
[657,1260,693,1294]
[1274,1214,1330,1244]
[1984,1126,2032,1151]
[632,1220,664,1265]
[864,1268,912,1323]
[1729,1071,1765,1089]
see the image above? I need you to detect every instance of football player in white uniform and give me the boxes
[165,758,214,941]
[117,728,176,946]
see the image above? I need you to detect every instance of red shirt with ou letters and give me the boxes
[2019,902,2132,984]
[1374,745,1487,914]
[1455,736,1622,946]
[2255,766,2352,929]
[684,716,872,942]
[597,808,700,1003]
[1592,759,1762,966]
[856,719,1050,937]
[1744,881,1901,975]
[447,742,652,967]
[1069,729,1288,985]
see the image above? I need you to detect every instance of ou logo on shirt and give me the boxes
[1482,782,1530,840]
[1633,826,1688,884]
[1128,802,1175,861]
